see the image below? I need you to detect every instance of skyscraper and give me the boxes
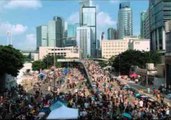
[107,28,117,40]
[144,9,150,39]
[48,20,56,47]
[64,23,79,47]
[149,0,171,52]
[36,25,48,50]
[54,16,64,47]
[79,0,96,57]
[140,11,146,38]
[68,23,79,38]
[165,20,171,89]
[117,2,133,39]
[48,16,64,47]
[77,26,92,58]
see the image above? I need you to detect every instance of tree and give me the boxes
[0,45,24,90]
[110,50,161,75]
[42,55,54,68]
[42,55,64,68]
[0,45,24,76]
[32,60,45,71]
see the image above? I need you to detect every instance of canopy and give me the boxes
[50,101,64,111]
[122,112,132,119]
[47,105,79,119]
[129,73,138,78]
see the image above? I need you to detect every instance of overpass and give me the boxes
[88,58,108,61]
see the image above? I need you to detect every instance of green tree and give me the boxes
[42,55,64,68]
[144,51,161,64]
[32,60,45,71]
[110,50,161,75]
[0,45,24,76]
[0,45,24,90]
[42,55,54,68]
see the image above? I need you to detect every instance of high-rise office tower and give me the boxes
[149,0,171,52]
[48,20,56,47]
[65,23,79,47]
[107,28,117,40]
[144,9,150,39]
[54,16,64,47]
[68,23,79,38]
[79,0,96,57]
[140,11,146,38]
[77,26,92,58]
[165,20,171,89]
[36,25,48,50]
[117,2,133,39]
[48,16,64,47]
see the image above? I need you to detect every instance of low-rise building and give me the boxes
[102,38,129,59]
[38,46,79,60]
[102,37,150,59]
[129,39,150,51]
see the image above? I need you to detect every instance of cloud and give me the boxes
[26,34,36,42]
[13,33,36,50]
[96,11,117,39]
[25,34,36,49]
[0,22,27,35]
[110,0,120,4]
[67,12,79,24]
[4,0,42,9]
[97,11,116,26]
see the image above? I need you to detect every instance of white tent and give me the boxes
[47,105,79,119]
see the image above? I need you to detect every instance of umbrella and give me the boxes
[122,112,132,119]
[50,101,65,111]
[39,107,51,115]
[135,93,141,98]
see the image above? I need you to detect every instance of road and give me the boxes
[117,77,171,106]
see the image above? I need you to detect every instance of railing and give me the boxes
[79,61,96,94]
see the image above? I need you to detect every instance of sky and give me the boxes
[0,0,148,50]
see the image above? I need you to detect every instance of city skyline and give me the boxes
[0,0,148,50]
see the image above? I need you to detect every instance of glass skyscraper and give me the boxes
[77,26,92,58]
[140,11,146,38]
[117,2,133,39]
[149,0,171,51]
[48,16,64,47]
[36,25,48,50]
[107,28,117,40]
[80,0,96,57]
[67,23,79,38]
[64,23,79,47]
[48,20,56,47]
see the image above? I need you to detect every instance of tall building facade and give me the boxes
[48,16,64,47]
[77,26,92,58]
[140,11,146,38]
[64,23,79,47]
[165,20,171,89]
[107,28,117,40]
[68,23,79,38]
[79,0,96,57]
[36,25,48,50]
[149,0,171,51]
[48,20,56,47]
[117,2,133,39]
[144,9,150,39]
[54,16,64,47]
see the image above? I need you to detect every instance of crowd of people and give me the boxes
[0,60,171,120]
[81,60,171,119]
